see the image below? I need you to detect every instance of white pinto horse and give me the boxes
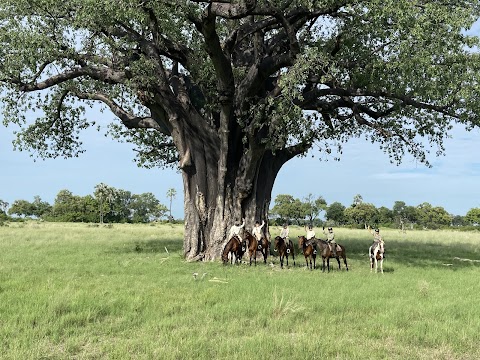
[369,241,385,273]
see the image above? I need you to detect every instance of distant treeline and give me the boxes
[2,190,480,230]
[269,194,480,230]
[0,183,173,224]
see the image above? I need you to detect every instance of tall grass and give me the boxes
[1,222,479,359]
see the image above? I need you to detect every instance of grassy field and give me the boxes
[1,222,479,359]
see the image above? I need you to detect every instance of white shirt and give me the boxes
[306,228,315,240]
[228,219,245,240]
[252,220,265,240]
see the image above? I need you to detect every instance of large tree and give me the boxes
[1,1,480,260]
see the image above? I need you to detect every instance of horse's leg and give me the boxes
[380,258,384,274]
[313,254,316,270]
[280,254,284,269]
[343,254,349,271]
[336,256,341,270]
[374,258,378,273]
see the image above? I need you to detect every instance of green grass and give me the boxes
[1,223,480,359]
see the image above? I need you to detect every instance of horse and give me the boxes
[297,235,316,270]
[314,239,349,272]
[221,235,246,265]
[274,236,295,268]
[244,231,259,266]
[369,241,385,273]
[258,236,270,264]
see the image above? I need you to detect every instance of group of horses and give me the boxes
[221,231,270,266]
[222,232,386,273]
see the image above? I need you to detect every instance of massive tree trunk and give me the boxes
[180,124,300,261]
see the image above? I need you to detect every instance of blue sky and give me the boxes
[1,117,479,218]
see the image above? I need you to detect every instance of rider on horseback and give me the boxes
[304,224,318,253]
[279,223,289,241]
[323,226,337,256]
[252,220,265,249]
[367,225,385,259]
[228,218,245,241]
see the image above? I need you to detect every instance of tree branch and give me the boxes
[73,90,170,134]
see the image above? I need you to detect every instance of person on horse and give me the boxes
[323,226,337,257]
[367,225,385,259]
[279,223,289,241]
[252,220,265,242]
[228,218,245,242]
[304,224,318,253]
[305,224,316,241]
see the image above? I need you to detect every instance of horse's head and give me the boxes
[298,235,306,248]
[373,241,384,259]
[274,236,283,251]
[244,231,256,246]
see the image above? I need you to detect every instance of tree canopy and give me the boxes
[1,1,480,259]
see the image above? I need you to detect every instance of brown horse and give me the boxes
[221,235,246,265]
[258,237,270,264]
[297,236,316,270]
[244,231,259,266]
[315,239,349,272]
[274,236,295,268]
[369,241,384,273]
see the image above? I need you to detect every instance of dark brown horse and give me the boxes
[297,236,316,270]
[244,231,259,266]
[274,236,295,268]
[221,235,246,265]
[315,239,349,272]
[258,236,270,264]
